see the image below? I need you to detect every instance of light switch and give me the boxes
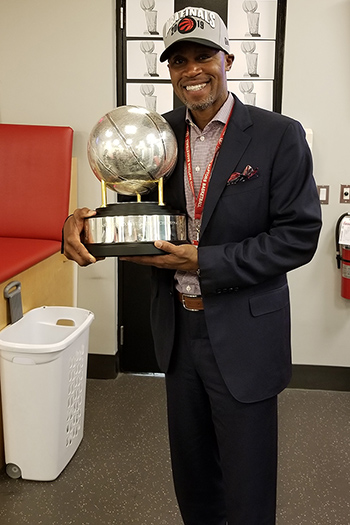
[317,185,329,204]
[320,188,327,200]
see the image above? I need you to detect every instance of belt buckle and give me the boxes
[182,293,201,312]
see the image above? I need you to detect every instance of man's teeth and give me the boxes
[185,83,206,92]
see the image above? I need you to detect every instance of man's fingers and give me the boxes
[64,236,96,265]
[120,241,198,271]
[69,242,96,265]
[154,240,176,253]
[63,208,97,266]
[72,207,96,226]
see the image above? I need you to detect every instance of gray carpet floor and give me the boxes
[0,374,349,524]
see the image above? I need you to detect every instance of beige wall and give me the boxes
[1,0,349,366]
[0,0,117,356]
[282,0,350,366]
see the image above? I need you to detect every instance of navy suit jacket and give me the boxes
[149,95,322,403]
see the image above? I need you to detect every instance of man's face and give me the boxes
[167,42,234,115]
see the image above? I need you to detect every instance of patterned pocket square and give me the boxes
[227,165,259,185]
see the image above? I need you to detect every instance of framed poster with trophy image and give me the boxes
[119,0,285,113]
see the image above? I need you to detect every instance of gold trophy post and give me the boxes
[99,178,165,207]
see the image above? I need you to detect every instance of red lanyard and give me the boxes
[185,106,234,245]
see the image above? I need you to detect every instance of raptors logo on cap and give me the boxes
[178,17,196,34]
[160,8,230,62]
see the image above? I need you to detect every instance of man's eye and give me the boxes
[171,58,184,66]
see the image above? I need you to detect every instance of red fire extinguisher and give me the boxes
[336,213,350,299]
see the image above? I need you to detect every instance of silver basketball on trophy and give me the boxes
[84,105,187,256]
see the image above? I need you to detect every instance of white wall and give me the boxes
[282,0,350,366]
[1,0,350,366]
[0,0,117,355]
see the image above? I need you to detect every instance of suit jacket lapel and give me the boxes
[163,108,187,212]
[200,96,253,237]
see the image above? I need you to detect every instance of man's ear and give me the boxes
[225,53,235,72]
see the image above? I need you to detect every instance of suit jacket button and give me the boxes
[233,287,239,292]
[216,289,222,294]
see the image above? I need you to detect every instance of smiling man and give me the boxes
[160,7,234,126]
[62,6,322,525]
[166,42,233,124]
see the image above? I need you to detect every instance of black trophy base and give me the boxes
[85,240,187,258]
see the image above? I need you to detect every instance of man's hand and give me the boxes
[120,241,199,272]
[63,208,97,266]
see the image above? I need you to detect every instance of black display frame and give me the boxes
[116,0,287,373]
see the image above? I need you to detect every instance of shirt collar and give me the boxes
[185,93,234,131]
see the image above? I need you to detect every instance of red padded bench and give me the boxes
[0,124,73,284]
[0,124,74,470]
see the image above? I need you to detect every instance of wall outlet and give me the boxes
[340,185,350,203]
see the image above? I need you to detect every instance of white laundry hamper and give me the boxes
[0,306,94,481]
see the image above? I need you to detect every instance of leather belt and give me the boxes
[177,291,204,311]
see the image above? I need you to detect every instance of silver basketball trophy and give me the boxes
[83,105,187,256]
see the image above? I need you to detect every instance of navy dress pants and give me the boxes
[165,301,278,525]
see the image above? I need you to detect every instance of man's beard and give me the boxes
[182,92,215,112]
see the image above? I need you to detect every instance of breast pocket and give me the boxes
[222,175,263,197]
[212,176,267,241]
